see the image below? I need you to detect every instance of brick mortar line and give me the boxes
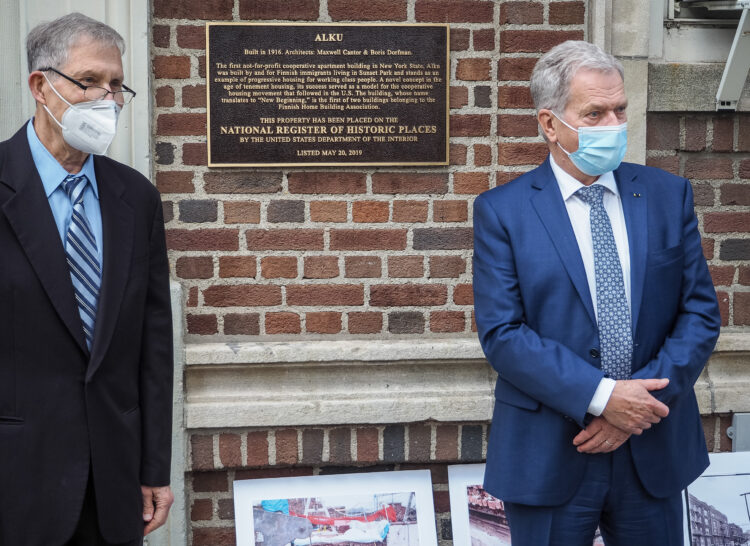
[378,425,384,461]
[349,426,358,462]
[403,425,411,461]
[179,276,473,287]
[213,434,221,468]
[713,415,722,451]
[498,24,584,30]
[173,249,477,259]
[319,0,330,22]
[429,423,437,460]
[268,430,277,465]
[222,275,472,285]
[193,306,474,315]
[240,431,248,467]
[182,278,471,288]
[481,422,489,460]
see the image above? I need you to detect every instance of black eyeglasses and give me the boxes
[40,67,136,106]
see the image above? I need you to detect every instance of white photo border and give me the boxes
[448,463,497,546]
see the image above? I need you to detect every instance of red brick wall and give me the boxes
[151,0,586,338]
[150,2,749,541]
[185,416,733,545]
[646,112,750,327]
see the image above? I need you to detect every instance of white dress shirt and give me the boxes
[549,155,631,416]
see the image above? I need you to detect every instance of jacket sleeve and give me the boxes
[138,195,174,486]
[473,193,604,426]
[629,180,721,405]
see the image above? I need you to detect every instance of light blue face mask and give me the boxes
[552,112,627,176]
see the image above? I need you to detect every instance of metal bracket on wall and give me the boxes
[717,6,750,110]
[682,1,750,109]
[727,413,750,451]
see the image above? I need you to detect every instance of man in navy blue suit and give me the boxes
[473,40,720,545]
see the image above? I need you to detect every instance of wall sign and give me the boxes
[206,23,449,166]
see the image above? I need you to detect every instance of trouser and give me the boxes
[65,468,143,546]
[504,446,683,546]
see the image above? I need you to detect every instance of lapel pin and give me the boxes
[633,192,641,198]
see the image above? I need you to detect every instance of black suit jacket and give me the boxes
[0,123,173,545]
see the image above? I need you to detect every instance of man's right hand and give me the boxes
[601,378,670,435]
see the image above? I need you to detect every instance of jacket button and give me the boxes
[590,348,600,358]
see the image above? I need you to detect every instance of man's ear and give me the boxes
[28,71,48,104]
[537,109,557,143]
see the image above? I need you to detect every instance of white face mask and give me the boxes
[43,73,120,156]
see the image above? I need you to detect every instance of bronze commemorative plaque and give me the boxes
[206,23,449,166]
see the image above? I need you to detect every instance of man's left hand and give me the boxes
[573,416,630,454]
[142,485,174,535]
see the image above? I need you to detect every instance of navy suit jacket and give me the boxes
[473,157,720,506]
[0,123,173,545]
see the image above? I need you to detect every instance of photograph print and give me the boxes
[234,469,437,546]
[448,464,605,546]
[686,452,750,546]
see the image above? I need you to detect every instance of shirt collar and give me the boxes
[549,154,619,202]
[26,118,99,199]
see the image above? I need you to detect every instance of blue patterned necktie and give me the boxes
[576,185,632,380]
[62,174,101,350]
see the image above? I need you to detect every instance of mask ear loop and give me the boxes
[550,111,578,156]
[551,111,578,133]
[41,72,72,129]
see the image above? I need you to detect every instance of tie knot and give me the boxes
[576,184,605,207]
[61,174,88,205]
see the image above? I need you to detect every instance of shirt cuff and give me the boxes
[587,377,617,416]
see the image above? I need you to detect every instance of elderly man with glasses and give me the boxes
[0,13,173,546]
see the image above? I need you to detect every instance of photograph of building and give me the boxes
[688,492,750,546]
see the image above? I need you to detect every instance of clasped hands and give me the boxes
[573,378,670,454]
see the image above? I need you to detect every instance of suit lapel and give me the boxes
[87,156,134,379]
[0,124,88,354]
[614,164,647,334]
[530,159,597,327]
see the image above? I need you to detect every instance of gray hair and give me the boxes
[530,40,624,113]
[26,12,125,73]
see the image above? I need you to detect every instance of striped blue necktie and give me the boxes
[62,174,101,350]
[576,184,632,380]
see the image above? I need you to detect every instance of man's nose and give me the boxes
[602,111,621,125]
[99,88,123,105]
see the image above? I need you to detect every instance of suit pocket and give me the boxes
[123,404,140,416]
[494,379,540,411]
[647,244,683,267]
[0,416,23,425]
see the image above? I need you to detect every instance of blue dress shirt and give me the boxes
[26,119,103,262]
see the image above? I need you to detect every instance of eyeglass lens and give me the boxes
[84,87,134,105]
